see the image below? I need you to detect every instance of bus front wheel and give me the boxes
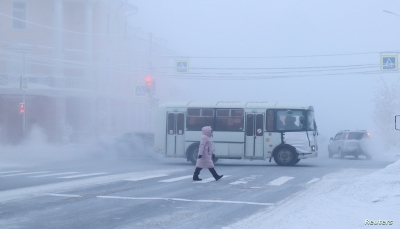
[274,147,297,166]
[292,159,301,165]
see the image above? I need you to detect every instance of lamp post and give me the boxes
[383,10,400,18]
[123,3,138,35]
[381,10,399,71]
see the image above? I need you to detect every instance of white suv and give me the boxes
[328,130,371,159]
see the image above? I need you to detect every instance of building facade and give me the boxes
[0,0,174,144]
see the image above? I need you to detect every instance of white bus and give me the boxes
[154,101,318,166]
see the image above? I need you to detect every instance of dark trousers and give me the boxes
[193,167,220,179]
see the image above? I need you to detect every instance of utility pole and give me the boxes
[8,42,30,140]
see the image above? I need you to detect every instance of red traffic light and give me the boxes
[145,76,152,87]
[19,103,25,113]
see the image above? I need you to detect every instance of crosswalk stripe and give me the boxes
[0,169,184,204]
[306,178,320,184]
[0,170,24,175]
[124,174,168,181]
[158,175,192,182]
[97,195,274,206]
[230,180,247,185]
[194,175,231,183]
[229,175,261,185]
[32,172,79,178]
[0,171,51,177]
[59,173,108,179]
[46,193,82,198]
[267,176,294,186]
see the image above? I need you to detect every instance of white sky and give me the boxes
[129,0,400,138]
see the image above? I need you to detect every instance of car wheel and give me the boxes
[274,147,297,166]
[338,148,344,159]
[354,154,359,159]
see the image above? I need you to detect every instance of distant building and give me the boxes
[0,0,175,144]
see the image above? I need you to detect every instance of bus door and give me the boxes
[166,112,185,156]
[245,113,264,157]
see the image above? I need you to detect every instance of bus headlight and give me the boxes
[311,145,316,151]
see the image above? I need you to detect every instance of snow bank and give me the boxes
[228,160,400,229]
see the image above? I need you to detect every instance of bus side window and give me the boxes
[177,113,184,135]
[246,114,254,136]
[216,109,244,131]
[266,109,275,131]
[167,113,175,135]
[186,108,214,131]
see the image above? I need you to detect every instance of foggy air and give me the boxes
[0,0,399,228]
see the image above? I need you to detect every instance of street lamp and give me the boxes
[124,4,138,34]
[383,10,400,18]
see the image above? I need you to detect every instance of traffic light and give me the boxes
[145,76,152,87]
[19,103,25,114]
[145,76,155,95]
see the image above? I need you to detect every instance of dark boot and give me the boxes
[193,167,202,181]
[209,168,223,181]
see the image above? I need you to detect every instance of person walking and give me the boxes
[193,126,223,181]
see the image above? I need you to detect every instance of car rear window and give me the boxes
[348,132,365,140]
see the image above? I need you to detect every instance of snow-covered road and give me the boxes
[228,152,400,229]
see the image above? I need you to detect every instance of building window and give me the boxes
[12,1,26,29]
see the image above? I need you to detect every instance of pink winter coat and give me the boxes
[195,126,215,168]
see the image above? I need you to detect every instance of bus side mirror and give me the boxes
[330,137,333,141]
[396,115,400,131]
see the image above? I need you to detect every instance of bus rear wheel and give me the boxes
[274,147,297,166]
[188,145,218,164]
[188,146,199,165]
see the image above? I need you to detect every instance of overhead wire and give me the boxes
[0,49,384,73]
[159,70,398,80]
[0,56,382,77]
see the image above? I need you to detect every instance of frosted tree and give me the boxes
[373,77,400,150]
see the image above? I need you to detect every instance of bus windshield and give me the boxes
[307,111,316,131]
[276,110,304,131]
[275,110,315,131]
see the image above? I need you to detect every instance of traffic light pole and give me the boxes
[22,53,26,138]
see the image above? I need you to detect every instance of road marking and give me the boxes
[0,169,183,204]
[0,170,24,175]
[59,173,108,179]
[46,193,82,198]
[0,171,51,177]
[158,175,192,182]
[267,176,294,186]
[193,175,231,183]
[32,172,80,178]
[124,174,168,181]
[229,175,261,185]
[97,195,274,206]
[306,178,320,184]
